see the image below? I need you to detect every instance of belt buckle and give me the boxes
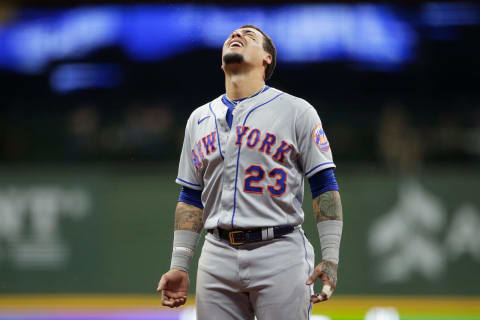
[228,230,244,246]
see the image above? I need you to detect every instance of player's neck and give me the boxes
[225,73,265,101]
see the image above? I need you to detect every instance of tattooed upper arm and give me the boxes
[313,190,343,222]
[174,202,204,233]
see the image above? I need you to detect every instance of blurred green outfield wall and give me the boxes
[0,164,479,295]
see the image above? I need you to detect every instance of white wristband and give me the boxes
[170,230,201,272]
[317,220,343,264]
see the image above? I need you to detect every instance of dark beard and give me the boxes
[223,53,244,64]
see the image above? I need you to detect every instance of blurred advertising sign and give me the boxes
[0,187,91,269]
[0,4,416,73]
[369,180,480,283]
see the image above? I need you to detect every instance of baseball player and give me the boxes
[157,25,343,320]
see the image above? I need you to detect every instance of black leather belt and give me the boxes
[208,225,295,246]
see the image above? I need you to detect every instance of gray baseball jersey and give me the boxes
[176,86,335,229]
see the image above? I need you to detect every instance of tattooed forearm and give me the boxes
[174,202,204,233]
[313,190,343,222]
[320,260,338,287]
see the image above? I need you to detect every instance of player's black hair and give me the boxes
[239,24,277,81]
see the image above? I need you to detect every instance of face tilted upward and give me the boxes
[222,27,272,77]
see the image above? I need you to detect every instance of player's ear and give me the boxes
[263,53,272,68]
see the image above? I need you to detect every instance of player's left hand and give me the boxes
[306,260,338,303]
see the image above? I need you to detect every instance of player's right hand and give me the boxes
[157,269,190,308]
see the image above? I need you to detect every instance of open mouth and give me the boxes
[229,41,243,48]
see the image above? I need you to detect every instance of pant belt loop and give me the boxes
[268,227,274,240]
[261,227,274,241]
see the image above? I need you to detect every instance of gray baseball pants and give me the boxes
[196,228,315,320]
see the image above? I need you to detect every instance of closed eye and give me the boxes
[243,31,257,41]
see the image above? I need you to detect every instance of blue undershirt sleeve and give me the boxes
[178,186,204,209]
[308,168,339,199]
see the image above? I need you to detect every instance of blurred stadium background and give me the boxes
[0,0,479,319]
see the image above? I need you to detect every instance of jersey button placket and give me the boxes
[216,101,239,227]
[229,102,251,228]
[219,102,245,227]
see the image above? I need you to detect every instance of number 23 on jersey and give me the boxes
[243,165,287,197]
